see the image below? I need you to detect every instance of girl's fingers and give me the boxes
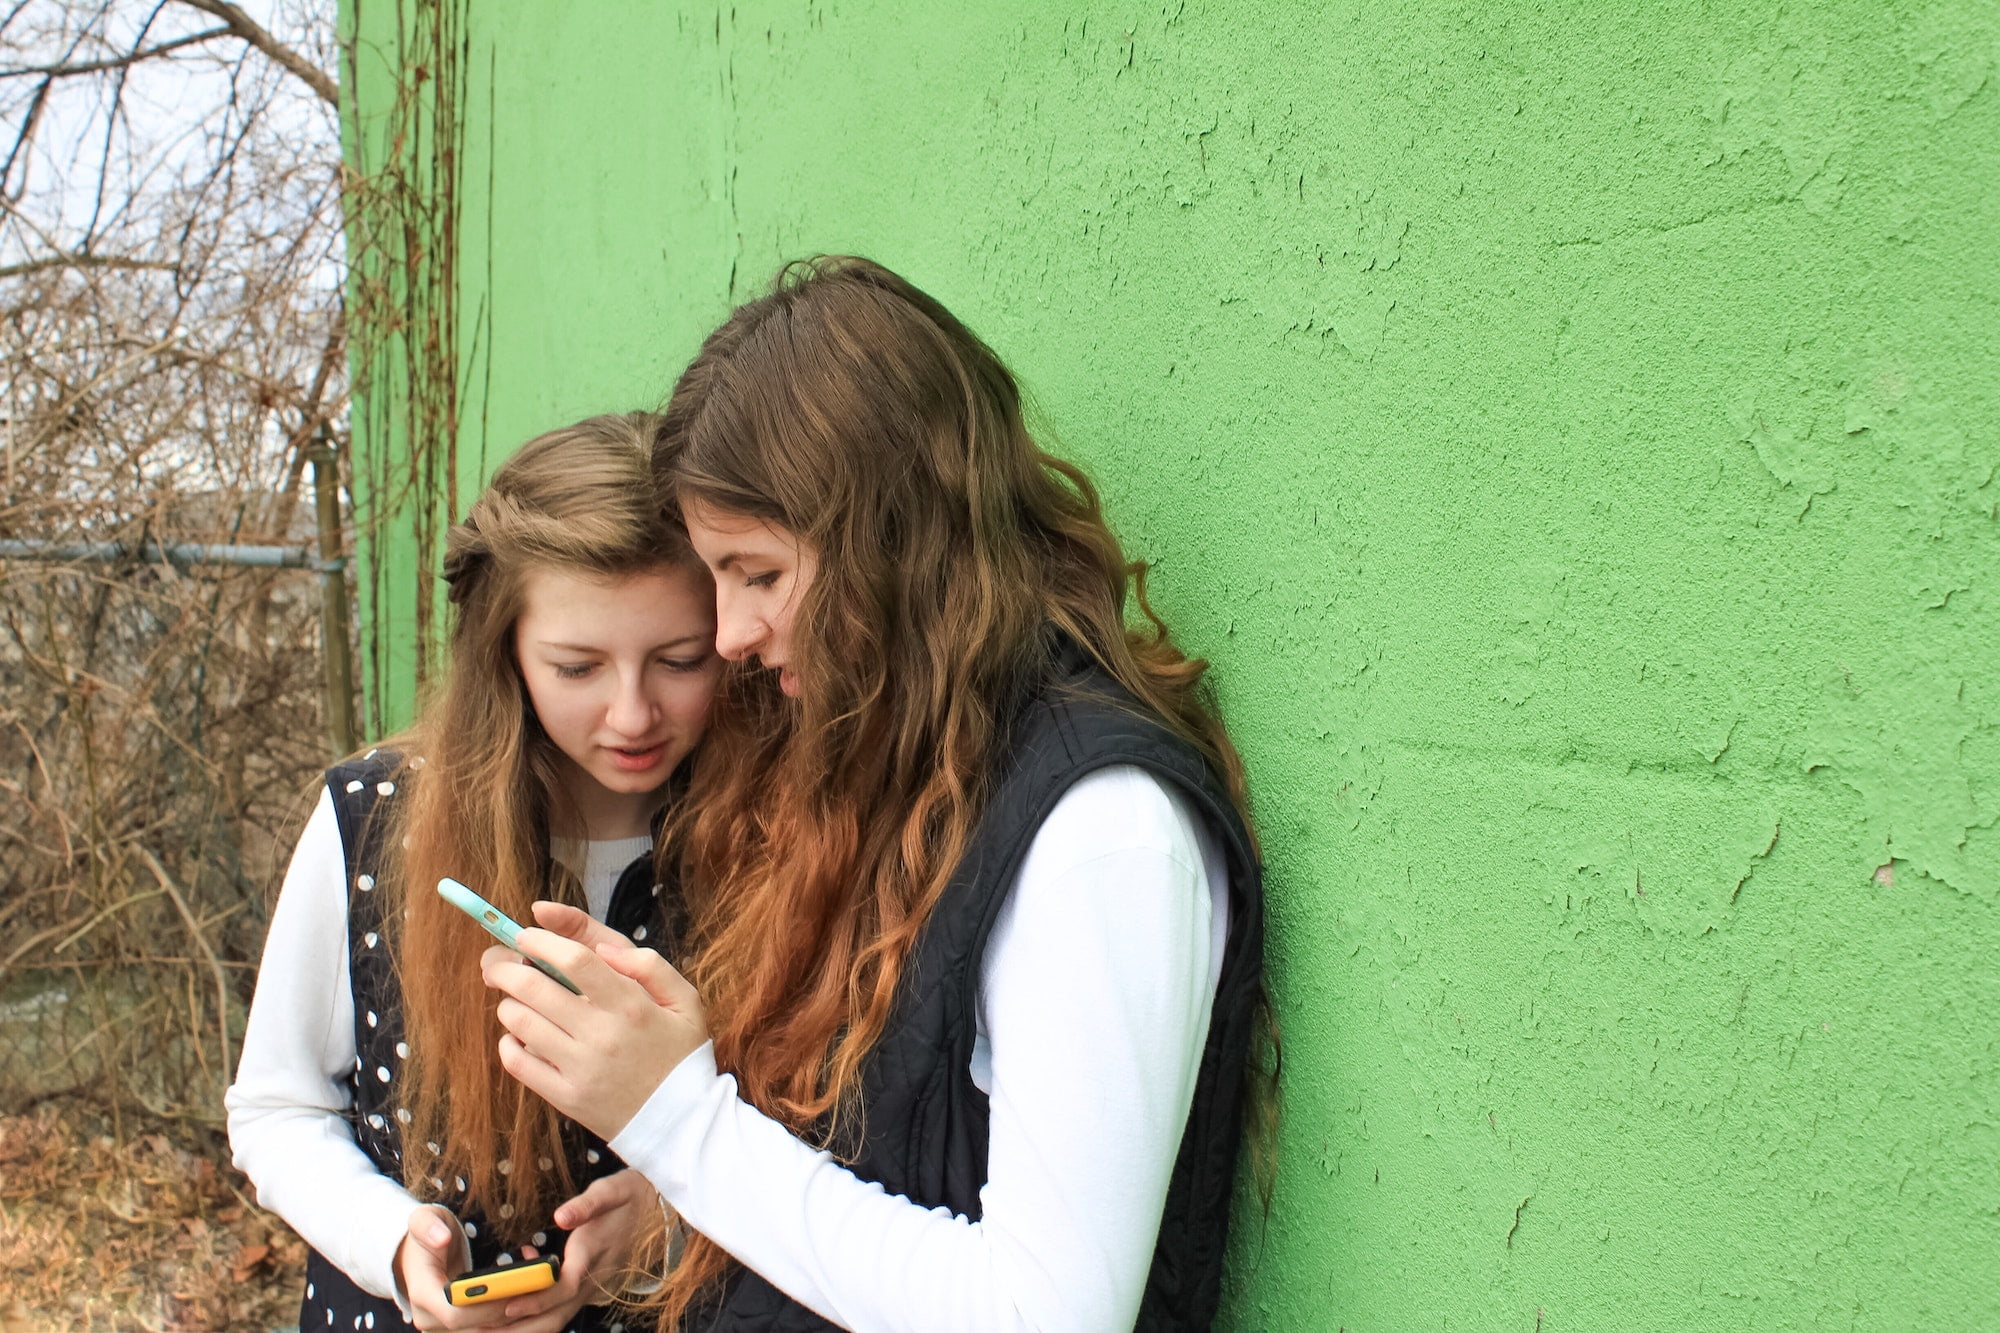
[512,926,621,1000]
[480,950,584,1015]
[493,1303,583,1333]
[550,1167,634,1230]
[494,995,576,1057]
[495,1262,576,1321]
[595,943,697,1011]
[408,1203,460,1261]
[500,1220,599,1320]
[496,1032,567,1108]
[529,899,632,950]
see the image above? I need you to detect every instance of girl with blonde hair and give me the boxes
[228,414,720,1332]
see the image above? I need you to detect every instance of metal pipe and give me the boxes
[0,538,339,571]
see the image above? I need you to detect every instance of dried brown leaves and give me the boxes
[0,1101,307,1331]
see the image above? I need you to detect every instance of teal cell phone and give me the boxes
[437,877,583,994]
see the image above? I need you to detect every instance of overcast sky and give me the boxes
[1,0,338,265]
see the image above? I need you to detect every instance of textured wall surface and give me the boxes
[346,3,2000,1326]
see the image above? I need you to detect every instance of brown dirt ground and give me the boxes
[0,1102,307,1332]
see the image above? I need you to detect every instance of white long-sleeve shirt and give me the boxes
[223,788,650,1300]
[611,765,1228,1333]
[228,765,1228,1332]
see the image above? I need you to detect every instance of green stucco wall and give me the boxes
[344,3,2000,1327]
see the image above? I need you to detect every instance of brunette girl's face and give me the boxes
[680,499,818,699]
[514,562,720,834]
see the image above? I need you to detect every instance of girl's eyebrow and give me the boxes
[537,633,711,653]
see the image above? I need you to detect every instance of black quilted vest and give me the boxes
[298,750,667,1333]
[696,649,1265,1332]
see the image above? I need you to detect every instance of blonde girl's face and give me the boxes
[513,562,720,836]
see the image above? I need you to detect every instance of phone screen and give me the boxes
[437,878,582,994]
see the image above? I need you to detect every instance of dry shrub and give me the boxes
[0,0,346,1125]
[0,1,348,1323]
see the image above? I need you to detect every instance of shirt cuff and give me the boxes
[607,1040,722,1193]
[351,1171,425,1307]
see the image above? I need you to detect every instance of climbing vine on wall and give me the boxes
[340,0,465,732]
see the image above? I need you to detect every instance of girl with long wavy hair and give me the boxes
[484,259,1270,1332]
[227,414,721,1333]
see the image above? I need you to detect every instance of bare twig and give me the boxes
[172,0,337,105]
[51,887,167,952]
[137,846,231,1097]
[0,251,178,279]
[0,24,230,78]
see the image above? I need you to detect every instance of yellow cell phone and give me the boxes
[445,1254,560,1306]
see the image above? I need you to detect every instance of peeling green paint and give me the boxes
[347,2,2000,1326]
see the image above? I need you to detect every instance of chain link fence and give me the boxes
[0,495,352,1126]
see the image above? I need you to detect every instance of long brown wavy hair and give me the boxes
[652,256,1268,1323]
[375,413,698,1241]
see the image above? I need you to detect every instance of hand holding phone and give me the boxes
[394,1204,471,1326]
[438,878,582,994]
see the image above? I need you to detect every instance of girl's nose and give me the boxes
[606,673,656,735]
[712,604,764,663]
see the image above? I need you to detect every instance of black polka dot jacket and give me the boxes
[302,751,669,1333]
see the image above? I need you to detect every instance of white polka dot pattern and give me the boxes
[307,757,659,1333]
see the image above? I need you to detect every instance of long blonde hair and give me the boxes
[376,413,696,1237]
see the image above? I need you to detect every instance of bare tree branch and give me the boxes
[0,251,178,278]
[1,75,51,198]
[0,25,230,79]
[171,0,336,106]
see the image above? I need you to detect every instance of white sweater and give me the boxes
[227,766,1227,1332]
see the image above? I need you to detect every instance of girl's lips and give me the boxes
[606,743,667,772]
